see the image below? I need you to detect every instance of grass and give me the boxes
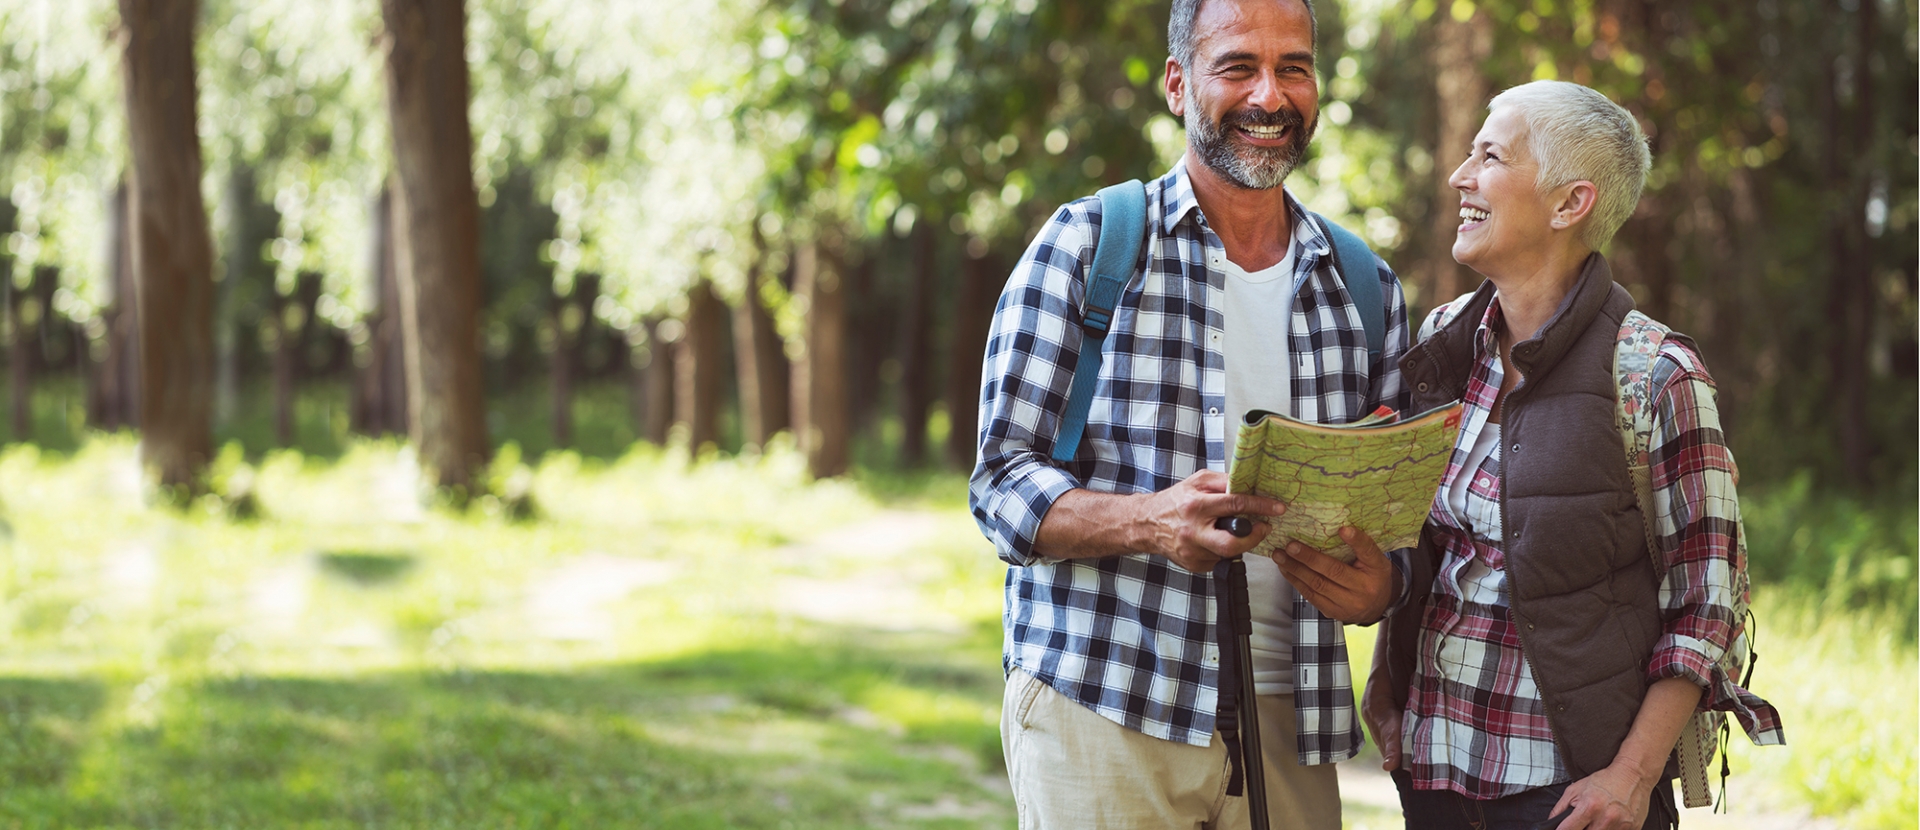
[0,436,1009,828]
[0,420,1911,828]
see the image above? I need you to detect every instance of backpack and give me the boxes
[1614,310,1756,811]
[1423,295,1757,811]
[1051,179,1389,463]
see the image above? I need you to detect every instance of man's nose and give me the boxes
[1248,72,1285,112]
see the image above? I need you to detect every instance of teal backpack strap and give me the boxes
[1314,212,1385,363]
[1051,179,1147,464]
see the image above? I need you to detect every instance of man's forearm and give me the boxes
[1034,489,1149,560]
[1028,471,1286,573]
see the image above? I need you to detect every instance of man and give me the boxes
[968,0,1411,827]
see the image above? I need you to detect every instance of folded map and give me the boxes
[1228,401,1464,563]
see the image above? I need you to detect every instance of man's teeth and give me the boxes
[1459,206,1490,222]
[1241,125,1284,139]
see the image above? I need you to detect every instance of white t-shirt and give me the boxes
[1221,246,1300,696]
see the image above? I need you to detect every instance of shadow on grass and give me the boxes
[0,636,1010,830]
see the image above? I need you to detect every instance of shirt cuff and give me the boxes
[998,461,1085,566]
[1646,634,1718,693]
[1366,547,1415,625]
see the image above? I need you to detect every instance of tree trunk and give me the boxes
[791,237,849,478]
[676,277,727,452]
[732,246,789,450]
[272,283,294,446]
[6,270,29,442]
[896,224,936,467]
[944,245,998,470]
[1825,0,1875,483]
[381,0,489,491]
[641,317,676,445]
[842,251,884,433]
[119,0,216,489]
[1423,8,1492,310]
[356,186,409,437]
[549,286,574,449]
[99,178,139,431]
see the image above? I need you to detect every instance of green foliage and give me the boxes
[0,0,120,317]
[1743,473,1919,633]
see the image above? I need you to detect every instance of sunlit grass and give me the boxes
[0,436,1010,828]
[0,435,1911,828]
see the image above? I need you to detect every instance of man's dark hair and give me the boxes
[1168,0,1318,72]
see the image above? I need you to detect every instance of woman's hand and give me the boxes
[1546,677,1702,828]
[1360,674,1404,772]
[1544,764,1651,830]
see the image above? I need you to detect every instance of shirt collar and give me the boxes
[1160,156,1332,263]
[1474,293,1507,355]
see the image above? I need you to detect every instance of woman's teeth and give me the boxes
[1459,206,1489,223]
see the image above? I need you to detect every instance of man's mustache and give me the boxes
[1221,106,1306,132]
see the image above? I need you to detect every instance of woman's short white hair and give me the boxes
[1488,80,1651,250]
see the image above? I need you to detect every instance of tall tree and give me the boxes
[675,277,728,451]
[119,0,216,490]
[895,222,935,467]
[790,238,849,477]
[380,0,489,491]
[1422,6,1492,307]
[731,241,789,450]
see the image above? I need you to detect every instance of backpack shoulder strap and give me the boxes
[1613,309,1670,573]
[1313,212,1386,362]
[1614,309,1726,810]
[1052,179,1147,464]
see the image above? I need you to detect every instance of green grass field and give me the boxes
[0,433,1911,829]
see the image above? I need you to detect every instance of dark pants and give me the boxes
[1391,770,1678,830]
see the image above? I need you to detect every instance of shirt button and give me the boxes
[1208,407,1220,416]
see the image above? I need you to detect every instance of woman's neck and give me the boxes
[1491,246,1591,347]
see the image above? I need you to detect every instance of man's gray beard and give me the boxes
[1187,101,1314,190]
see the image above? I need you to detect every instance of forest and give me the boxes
[0,0,1913,827]
[0,0,1909,493]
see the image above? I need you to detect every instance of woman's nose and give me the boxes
[1448,158,1473,191]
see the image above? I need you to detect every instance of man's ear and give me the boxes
[1551,181,1598,231]
[1165,57,1186,117]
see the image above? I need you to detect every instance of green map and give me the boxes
[1228,402,1464,562]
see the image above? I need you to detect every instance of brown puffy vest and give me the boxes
[1385,254,1664,780]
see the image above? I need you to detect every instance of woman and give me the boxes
[1359,81,1784,829]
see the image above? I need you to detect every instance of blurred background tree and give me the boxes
[0,0,1908,498]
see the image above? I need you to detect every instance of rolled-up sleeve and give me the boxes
[968,201,1100,566]
[1644,344,1740,691]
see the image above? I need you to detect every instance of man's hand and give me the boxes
[1136,470,1285,573]
[1360,674,1404,772]
[1544,764,1652,830]
[1274,526,1394,624]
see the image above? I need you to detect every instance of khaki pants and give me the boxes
[1001,667,1341,830]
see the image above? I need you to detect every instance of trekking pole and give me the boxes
[1214,518,1270,830]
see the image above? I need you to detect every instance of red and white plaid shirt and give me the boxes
[1402,297,1785,799]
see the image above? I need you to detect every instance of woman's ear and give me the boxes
[1550,181,1598,230]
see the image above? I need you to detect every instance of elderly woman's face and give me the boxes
[1448,107,1559,276]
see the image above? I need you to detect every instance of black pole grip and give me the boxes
[1214,516,1253,537]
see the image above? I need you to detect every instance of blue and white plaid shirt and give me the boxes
[969,161,1411,761]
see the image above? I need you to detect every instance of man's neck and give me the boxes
[1186,153,1295,272]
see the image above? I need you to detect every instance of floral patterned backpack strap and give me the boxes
[1614,310,1720,810]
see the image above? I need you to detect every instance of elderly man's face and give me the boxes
[1169,0,1319,190]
